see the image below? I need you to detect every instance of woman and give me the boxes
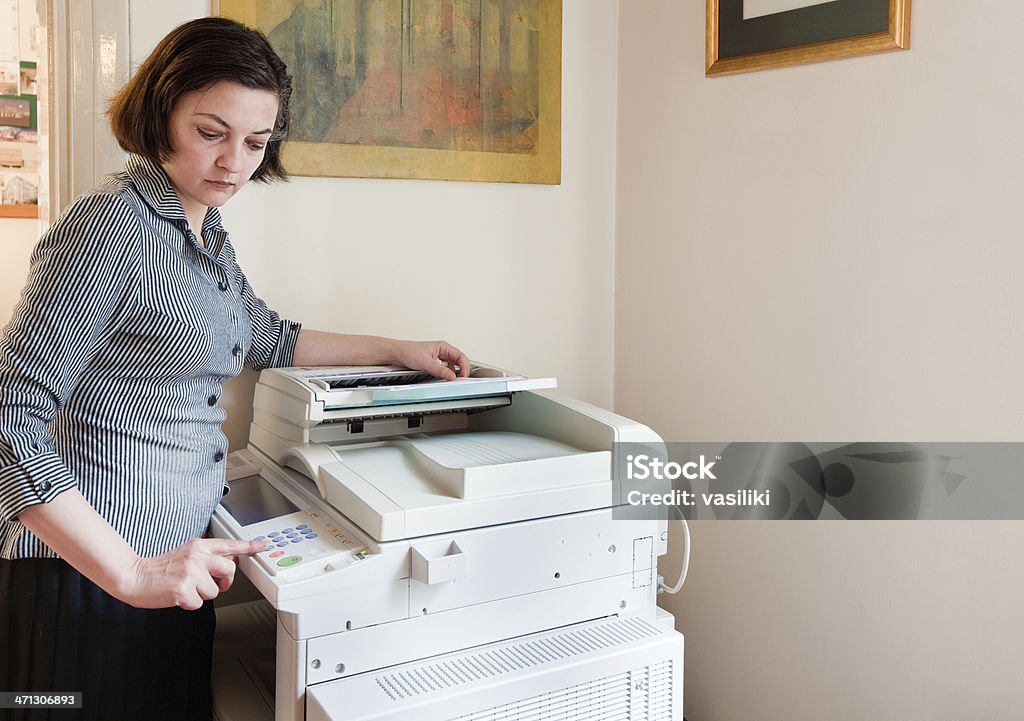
[0,17,467,720]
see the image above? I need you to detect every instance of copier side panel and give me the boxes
[269,507,662,641]
[407,508,657,614]
[304,574,657,684]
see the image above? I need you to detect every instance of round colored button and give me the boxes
[269,551,285,558]
[276,555,302,568]
[296,524,309,530]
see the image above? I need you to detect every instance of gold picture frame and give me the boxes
[706,0,911,77]
[219,0,562,184]
[0,204,37,218]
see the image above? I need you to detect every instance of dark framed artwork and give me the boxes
[706,0,911,77]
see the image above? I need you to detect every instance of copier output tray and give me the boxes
[313,431,614,542]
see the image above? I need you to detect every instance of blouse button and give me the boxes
[232,344,242,357]
[38,480,53,492]
[214,451,225,463]
[218,281,229,292]
[207,395,217,406]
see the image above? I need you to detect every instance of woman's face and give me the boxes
[162,80,279,228]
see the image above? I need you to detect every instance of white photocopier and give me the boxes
[209,364,683,721]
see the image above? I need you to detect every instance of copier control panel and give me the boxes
[218,455,367,579]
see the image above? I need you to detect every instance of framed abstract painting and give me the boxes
[219,0,562,184]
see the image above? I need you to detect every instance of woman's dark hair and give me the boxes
[108,17,292,182]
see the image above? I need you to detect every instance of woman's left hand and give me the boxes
[392,340,471,380]
[292,330,471,378]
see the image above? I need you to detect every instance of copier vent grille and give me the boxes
[374,618,674,719]
[448,660,674,721]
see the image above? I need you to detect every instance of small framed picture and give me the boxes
[706,0,911,76]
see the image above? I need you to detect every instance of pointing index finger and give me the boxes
[207,538,268,558]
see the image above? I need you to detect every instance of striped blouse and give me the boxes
[0,154,301,559]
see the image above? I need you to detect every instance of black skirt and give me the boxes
[0,558,215,721]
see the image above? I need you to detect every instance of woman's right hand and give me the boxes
[19,490,268,610]
[119,537,268,610]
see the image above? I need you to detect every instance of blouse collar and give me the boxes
[124,153,225,236]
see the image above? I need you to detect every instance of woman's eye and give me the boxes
[197,129,221,141]
[247,142,266,152]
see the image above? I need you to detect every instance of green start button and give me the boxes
[276,555,302,568]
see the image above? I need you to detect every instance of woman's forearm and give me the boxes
[292,330,471,379]
[18,490,266,609]
[18,489,140,597]
[292,330,399,367]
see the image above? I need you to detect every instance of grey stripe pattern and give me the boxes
[0,154,301,559]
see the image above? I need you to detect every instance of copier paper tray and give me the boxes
[306,614,682,721]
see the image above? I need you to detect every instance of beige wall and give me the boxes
[0,219,37,327]
[617,1,1024,719]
